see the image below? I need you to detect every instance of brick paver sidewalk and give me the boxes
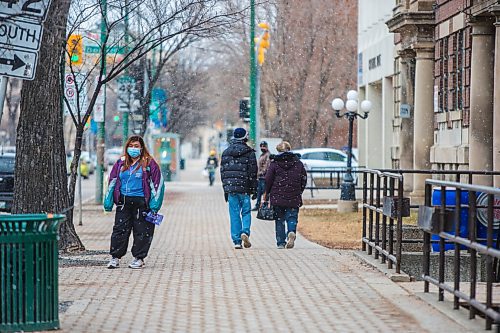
[57,160,473,332]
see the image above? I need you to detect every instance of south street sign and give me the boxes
[0,48,37,79]
[0,0,53,21]
[0,18,43,50]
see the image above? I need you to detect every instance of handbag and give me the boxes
[257,202,275,221]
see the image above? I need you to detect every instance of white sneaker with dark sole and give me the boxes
[286,232,296,249]
[241,233,251,248]
[107,257,120,269]
[234,244,243,249]
[128,258,144,269]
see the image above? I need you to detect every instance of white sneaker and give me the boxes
[286,232,296,249]
[234,244,243,249]
[241,233,252,248]
[128,258,144,269]
[107,257,119,269]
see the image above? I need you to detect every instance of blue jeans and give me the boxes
[255,178,266,208]
[274,206,299,246]
[228,193,252,244]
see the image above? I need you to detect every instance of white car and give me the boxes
[105,147,123,167]
[293,148,359,186]
[293,148,358,170]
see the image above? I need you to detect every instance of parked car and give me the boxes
[80,151,95,175]
[0,153,15,212]
[0,146,16,154]
[66,152,90,179]
[105,147,123,167]
[293,148,359,186]
[294,148,358,170]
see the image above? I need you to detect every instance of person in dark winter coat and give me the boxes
[252,141,271,211]
[264,141,307,249]
[220,128,258,249]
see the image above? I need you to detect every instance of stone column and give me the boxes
[366,83,383,168]
[469,21,495,186]
[411,47,435,200]
[398,53,415,193]
[493,13,500,187]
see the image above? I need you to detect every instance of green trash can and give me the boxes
[0,214,65,332]
[162,163,172,181]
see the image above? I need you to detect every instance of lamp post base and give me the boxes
[337,200,359,213]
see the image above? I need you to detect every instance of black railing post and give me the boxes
[362,171,367,251]
[486,194,494,330]
[469,190,477,320]
[453,188,461,310]
[381,176,388,265]
[368,173,374,255]
[423,182,432,293]
[388,177,395,270]
[439,185,446,302]
[375,174,381,260]
[396,176,403,274]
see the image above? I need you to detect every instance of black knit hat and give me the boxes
[232,128,248,140]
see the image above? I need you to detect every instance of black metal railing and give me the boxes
[305,167,365,197]
[361,169,500,276]
[420,180,500,330]
[362,170,405,273]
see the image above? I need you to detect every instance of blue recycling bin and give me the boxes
[431,189,499,251]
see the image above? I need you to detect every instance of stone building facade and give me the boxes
[386,0,500,196]
[357,0,396,169]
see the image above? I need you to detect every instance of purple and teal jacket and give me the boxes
[104,157,165,212]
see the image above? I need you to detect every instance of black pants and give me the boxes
[110,195,155,260]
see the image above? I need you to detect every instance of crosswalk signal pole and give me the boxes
[96,0,107,204]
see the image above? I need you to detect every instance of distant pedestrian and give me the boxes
[205,149,219,186]
[104,135,165,269]
[220,128,258,249]
[263,141,307,249]
[252,141,271,211]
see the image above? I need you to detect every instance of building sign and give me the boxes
[357,52,363,85]
[400,104,411,118]
[368,54,381,70]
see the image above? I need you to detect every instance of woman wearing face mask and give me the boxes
[104,135,165,269]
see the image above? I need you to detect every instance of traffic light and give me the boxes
[256,23,270,66]
[239,98,250,122]
[67,34,83,66]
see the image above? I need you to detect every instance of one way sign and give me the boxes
[0,49,37,80]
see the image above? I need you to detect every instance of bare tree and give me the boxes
[58,0,243,250]
[162,56,209,137]
[205,0,357,148]
[13,0,84,251]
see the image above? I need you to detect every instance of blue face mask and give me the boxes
[127,147,141,158]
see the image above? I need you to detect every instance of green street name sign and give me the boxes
[85,45,125,55]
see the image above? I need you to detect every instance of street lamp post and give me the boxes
[331,90,372,212]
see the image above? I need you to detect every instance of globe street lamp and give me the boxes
[332,90,372,211]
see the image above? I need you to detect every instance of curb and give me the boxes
[353,250,411,282]
[410,290,488,332]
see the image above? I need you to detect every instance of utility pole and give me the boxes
[249,0,257,146]
[95,0,107,204]
[122,0,130,145]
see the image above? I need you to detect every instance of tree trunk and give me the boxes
[13,0,84,252]
[68,126,84,218]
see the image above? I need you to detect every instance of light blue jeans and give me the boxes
[228,193,252,244]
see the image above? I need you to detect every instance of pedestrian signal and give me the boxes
[67,34,83,66]
[239,98,250,122]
